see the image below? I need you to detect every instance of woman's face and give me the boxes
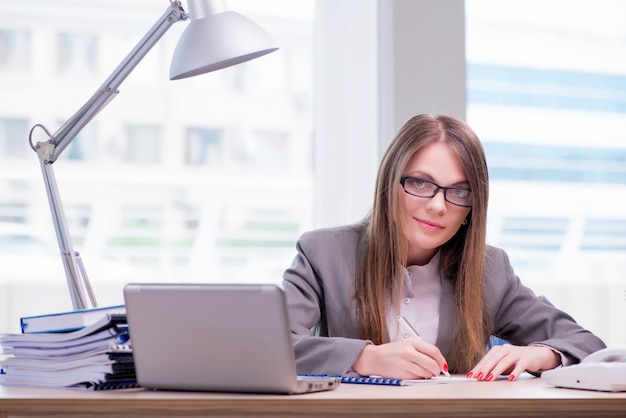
[399,142,472,265]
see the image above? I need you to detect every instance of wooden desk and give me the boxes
[0,376,625,418]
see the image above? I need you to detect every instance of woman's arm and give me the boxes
[474,246,606,380]
[282,224,371,376]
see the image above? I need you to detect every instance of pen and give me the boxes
[397,316,450,377]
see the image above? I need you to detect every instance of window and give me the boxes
[0,204,28,224]
[0,117,29,158]
[466,0,626,345]
[186,127,222,166]
[57,32,97,76]
[0,29,30,72]
[466,0,626,270]
[59,122,98,161]
[0,0,314,332]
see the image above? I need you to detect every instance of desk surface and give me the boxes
[0,376,625,418]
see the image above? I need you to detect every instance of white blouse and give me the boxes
[387,252,442,344]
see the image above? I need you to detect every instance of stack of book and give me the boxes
[0,305,137,390]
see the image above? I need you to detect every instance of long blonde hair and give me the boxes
[354,114,490,373]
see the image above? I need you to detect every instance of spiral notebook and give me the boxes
[338,375,476,385]
[123,283,340,394]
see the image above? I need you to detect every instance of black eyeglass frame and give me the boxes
[399,176,473,208]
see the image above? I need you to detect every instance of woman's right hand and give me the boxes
[352,338,448,379]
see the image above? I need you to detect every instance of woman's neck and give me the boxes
[406,248,438,266]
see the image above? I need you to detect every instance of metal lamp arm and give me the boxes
[30,1,188,310]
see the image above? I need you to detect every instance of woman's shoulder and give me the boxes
[297,222,367,254]
[485,244,507,259]
[299,222,367,241]
[484,244,515,277]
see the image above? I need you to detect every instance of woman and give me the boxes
[282,114,605,382]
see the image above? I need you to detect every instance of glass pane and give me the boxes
[186,127,222,166]
[0,117,29,158]
[466,0,626,346]
[59,121,98,161]
[0,0,314,331]
[57,32,97,76]
[0,29,30,72]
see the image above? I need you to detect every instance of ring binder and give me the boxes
[0,313,137,390]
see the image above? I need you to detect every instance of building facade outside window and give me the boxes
[0,0,314,332]
[0,29,30,72]
[466,0,626,346]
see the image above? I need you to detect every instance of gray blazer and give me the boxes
[282,222,606,376]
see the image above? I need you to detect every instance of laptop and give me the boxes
[123,283,340,394]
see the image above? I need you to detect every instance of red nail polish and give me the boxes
[508,374,515,382]
[443,363,449,372]
[476,372,484,380]
[466,371,473,378]
[486,373,494,381]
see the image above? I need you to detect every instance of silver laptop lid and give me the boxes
[124,283,304,393]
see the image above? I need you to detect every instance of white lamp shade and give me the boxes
[169,10,278,80]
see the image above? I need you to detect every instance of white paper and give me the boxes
[401,376,477,385]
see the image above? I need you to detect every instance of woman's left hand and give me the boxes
[466,345,561,382]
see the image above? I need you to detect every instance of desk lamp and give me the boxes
[27,0,278,310]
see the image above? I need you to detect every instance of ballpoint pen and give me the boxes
[397,315,451,377]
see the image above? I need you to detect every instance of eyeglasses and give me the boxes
[399,176,472,208]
